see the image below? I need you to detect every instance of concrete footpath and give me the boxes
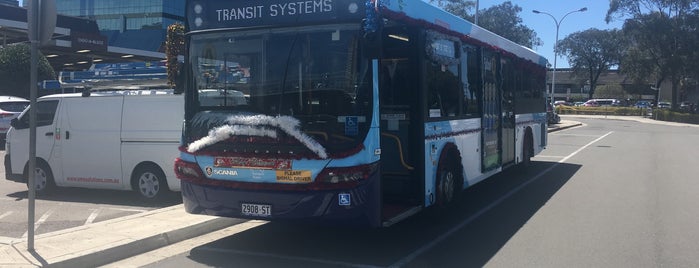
[1,120,584,267]
[1,205,241,267]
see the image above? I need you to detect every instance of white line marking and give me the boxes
[0,211,13,220]
[550,133,599,137]
[22,209,55,238]
[535,155,567,158]
[388,131,614,267]
[85,208,102,225]
[109,207,149,213]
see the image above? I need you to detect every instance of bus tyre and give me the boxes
[26,161,56,195]
[133,165,168,200]
[520,131,533,169]
[437,158,460,206]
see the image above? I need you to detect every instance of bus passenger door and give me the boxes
[501,58,516,165]
[378,27,422,213]
[481,51,502,171]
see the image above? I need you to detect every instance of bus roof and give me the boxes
[379,0,548,67]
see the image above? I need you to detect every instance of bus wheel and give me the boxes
[520,131,533,168]
[437,157,460,205]
[26,160,55,195]
[133,164,168,200]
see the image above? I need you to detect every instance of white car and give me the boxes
[0,96,29,147]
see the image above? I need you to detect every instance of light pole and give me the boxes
[533,7,587,107]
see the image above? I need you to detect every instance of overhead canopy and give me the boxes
[0,4,166,71]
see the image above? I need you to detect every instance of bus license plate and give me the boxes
[241,203,271,217]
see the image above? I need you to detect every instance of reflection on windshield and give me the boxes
[188,24,373,155]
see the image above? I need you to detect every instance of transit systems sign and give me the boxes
[187,0,366,30]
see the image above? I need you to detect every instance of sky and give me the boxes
[476,0,625,68]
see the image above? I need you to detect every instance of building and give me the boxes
[51,0,184,52]
[548,68,657,103]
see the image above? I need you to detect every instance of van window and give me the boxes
[16,100,59,129]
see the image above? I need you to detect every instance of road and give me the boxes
[106,117,699,268]
[0,150,181,241]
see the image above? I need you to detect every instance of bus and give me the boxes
[175,0,549,227]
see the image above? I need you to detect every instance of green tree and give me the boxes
[476,2,542,49]
[0,44,56,98]
[557,29,623,99]
[430,0,541,49]
[166,23,185,87]
[607,0,699,109]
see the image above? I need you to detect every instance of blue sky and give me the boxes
[476,0,624,68]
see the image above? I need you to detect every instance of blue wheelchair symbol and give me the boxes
[338,193,351,206]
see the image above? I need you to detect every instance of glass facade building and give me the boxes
[55,0,185,51]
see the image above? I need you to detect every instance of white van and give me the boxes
[3,90,183,200]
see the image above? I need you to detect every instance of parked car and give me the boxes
[554,100,571,106]
[583,100,599,107]
[0,96,30,147]
[657,102,671,109]
[635,101,651,108]
[573,101,585,107]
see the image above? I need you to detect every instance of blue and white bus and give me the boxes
[175,0,548,227]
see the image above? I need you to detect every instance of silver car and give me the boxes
[0,96,30,147]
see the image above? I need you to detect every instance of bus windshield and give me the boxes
[187,24,373,157]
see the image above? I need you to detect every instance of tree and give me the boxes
[430,0,541,49]
[166,23,185,87]
[607,0,699,109]
[557,29,623,99]
[434,0,475,21]
[0,44,56,98]
[476,2,542,49]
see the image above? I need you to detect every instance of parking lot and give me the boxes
[0,150,181,240]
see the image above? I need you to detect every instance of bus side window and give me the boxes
[462,45,481,118]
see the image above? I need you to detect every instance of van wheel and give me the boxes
[26,161,55,195]
[133,165,168,200]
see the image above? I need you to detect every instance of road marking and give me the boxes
[388,131,614,267]
[109,208,148,213]
[22,209,55,238]
[535,155,567,159]
[0,211,13,220]
[85,208,102,225]
[550,133,600,137]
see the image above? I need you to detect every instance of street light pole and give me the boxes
[533,7,587,107]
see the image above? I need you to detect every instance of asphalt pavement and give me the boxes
[1,119,587,267]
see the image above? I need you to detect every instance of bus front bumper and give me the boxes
[180,175,381,227]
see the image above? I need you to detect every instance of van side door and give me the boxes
[59,97,124,189]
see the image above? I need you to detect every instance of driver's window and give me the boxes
[17,100,58,129]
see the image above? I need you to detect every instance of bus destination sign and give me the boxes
[188,0,366,30]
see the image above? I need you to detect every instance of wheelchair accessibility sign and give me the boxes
[338,193,351,206]
[345,116,358,136]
